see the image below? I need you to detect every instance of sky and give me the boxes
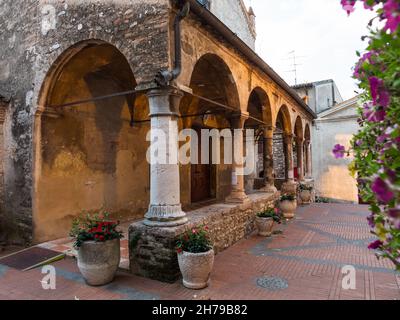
[243,0,376,100]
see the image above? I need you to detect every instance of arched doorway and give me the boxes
[34,41,149,242]
[274,105,292,189]
[179,53,240,205]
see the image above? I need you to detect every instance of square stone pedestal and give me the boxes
[129,192,278,283]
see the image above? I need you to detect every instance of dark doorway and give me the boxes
[191,127,215,203]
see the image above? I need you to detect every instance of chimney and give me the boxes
[248,6,256,35]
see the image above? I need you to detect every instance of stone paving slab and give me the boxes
[0,204,399,300]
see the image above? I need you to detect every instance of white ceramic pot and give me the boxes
[178,249,214,290]
[255,216,274,237]
[300,190,312,204]
[280,200,297,219]
[77,239,120,286]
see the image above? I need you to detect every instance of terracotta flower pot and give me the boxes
[280,200,297,219]
[300,190,312,204]
[255,216,274,237]
[77,239,120,286]
[178,249,214,290]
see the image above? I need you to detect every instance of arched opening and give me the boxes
[294,116,304,181]
[273,105,292,189]
[244,88,272,193]
[179,53,240,206]
[34,42,149,242]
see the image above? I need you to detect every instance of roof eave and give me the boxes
[187,0,317,119]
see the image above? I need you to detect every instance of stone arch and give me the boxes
[33,40,150,243]
[293,116,304,180]
[178,53,240,205]
[272,105,292,186]
[294,116,304,139]
[246,87,272,126]
[305,122,311,141]
[244,87,272,192]
[275,104,292,134]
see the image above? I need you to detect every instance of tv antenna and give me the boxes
[283,50,305,85]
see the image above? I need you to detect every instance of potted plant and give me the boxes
[255,208,282,237]
[279,194,297,219]
[176,225,214,290]
[70,212,124,286]
[299,184,313,204]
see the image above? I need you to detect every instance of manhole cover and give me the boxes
[256,277,289,291]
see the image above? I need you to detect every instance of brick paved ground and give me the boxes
[0,204,399,300]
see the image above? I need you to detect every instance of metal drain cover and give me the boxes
[256,277,289,291]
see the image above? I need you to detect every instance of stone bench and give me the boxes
[129,192,278,282]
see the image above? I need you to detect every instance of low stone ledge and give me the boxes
[129,192,279,283]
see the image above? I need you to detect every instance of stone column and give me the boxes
[284,134,295,183]
[144,88,188,227]
[296,137,304,181]
[226,112,250,204]
[260,127,277,193]
[305,140,312,178]
[281,133,297,194]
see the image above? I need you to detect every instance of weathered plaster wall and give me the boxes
[210,0,256,49]
[0,0,170,243]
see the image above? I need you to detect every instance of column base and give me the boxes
[144,204,188,227]
[281,181,298,195]
[225,191,251,205]
[259,183,277,194]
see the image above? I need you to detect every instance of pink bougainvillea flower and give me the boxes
[383,0,400,33]
[332,144,346,159]
[368,240,383,250]
[371,177,395,204]
[377,134,389,144]
[388,207,400,219]
[368,77,391,108]
[367,214,376,228]
[369,108,387,122]
[341,0,356,15]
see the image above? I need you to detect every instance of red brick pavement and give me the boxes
[0,204,399,300]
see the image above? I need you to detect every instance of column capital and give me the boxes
[147,87,183,117]
[230,111,249,129]
[283,133,294,144]
[263,126,274,139]
[295,136,305,144]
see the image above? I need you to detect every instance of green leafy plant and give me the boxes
[280,194,296,202]
[176,225,212,254]
[257,208,282,223]
[70,212,124,249]
[336,0,400,270]
[315,197,332,204]
[299,184,313,192]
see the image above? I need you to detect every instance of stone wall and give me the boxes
[0,99,6,236]
[129,192,278,282]
[210,0,256,49]
[273,133,285,180]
